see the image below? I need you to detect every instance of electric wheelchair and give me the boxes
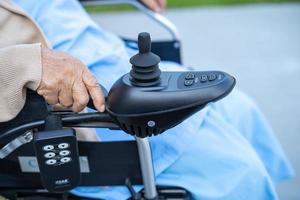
[0,1,236,199]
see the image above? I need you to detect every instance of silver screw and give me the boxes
[147,120,156,127]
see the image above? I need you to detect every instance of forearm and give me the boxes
[0,43,42,122]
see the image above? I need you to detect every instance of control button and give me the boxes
[59,150,70,156]
[43,145,54,151]
[208,74,217,81]
[185,73,195,80]
[44,152,56,158]
[60,157,72,163]
[58,143,69,149]
[184,80,194,86]
[45,159,57,165]
[200,75,208,82]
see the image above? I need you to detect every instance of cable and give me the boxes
[62,112,113,125]
[0,120,44,141]
[0,112,117,142]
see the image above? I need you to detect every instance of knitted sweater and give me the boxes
[0,0,50,122]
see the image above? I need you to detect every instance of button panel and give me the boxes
[41,142,71,166]
[178,72,224,89]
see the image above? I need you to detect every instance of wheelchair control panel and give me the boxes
[0,32,236,198]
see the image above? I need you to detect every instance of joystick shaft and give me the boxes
[129,32,161,87]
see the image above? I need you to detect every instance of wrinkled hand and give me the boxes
[37,46,105,112]
[140,0,167,12]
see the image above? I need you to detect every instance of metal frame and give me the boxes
[135,136,157,199]
[81,0,181,41]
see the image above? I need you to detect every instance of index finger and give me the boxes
[82,70,105,112]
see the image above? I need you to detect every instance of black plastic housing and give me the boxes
[106,71,235,137]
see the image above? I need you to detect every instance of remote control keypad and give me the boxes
[42,143,72,165]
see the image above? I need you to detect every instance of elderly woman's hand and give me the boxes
[37,46,105,113]
[140,0,167,12]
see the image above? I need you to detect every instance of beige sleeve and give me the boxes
[0,43,42,122]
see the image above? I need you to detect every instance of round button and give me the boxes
[58,143,69,149]
[44,152,56,158]
[60,157,72,163]
[200,75,208,82]
[59,150,70,156]
[208,74,217,81]
[185,73,195,80]
[184,79,194,86]
[45,159,57,165]
[43,145,54,151]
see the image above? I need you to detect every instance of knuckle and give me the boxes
[72,106,80,113]
[73,103,85,113]
[60,100,73,107]
[77,95,89,107]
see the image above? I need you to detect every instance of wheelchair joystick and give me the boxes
[130,32,161,87]
[106,32,236,138]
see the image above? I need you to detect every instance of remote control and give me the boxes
[33,128,81,192]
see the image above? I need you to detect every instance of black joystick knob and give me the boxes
[129,32,161,87]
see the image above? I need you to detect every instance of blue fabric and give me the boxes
[14,0,294,199]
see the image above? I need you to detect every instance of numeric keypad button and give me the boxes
[44,152,56,158]
[58,143,69,149]
[43,145,54,151]
[60,157,72,163]
[59,150,70,156]
[45,159,57,165]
